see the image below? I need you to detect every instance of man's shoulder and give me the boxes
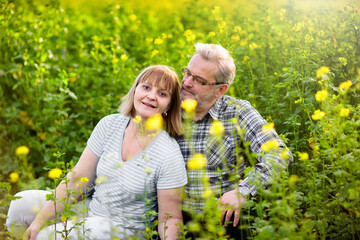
[217,95,253,113]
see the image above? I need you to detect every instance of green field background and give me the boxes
[1,0,359,238]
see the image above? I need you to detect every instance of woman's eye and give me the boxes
[143,85,150,90]
[159,92,167,97]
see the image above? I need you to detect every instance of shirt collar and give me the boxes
[206,95,226,121]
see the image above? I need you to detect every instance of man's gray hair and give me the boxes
[194,43,236,85]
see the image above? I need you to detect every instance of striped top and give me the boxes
[86,113,187,233]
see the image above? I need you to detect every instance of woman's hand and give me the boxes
[23,220,42,240]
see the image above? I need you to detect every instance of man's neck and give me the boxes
[194,99,218,121]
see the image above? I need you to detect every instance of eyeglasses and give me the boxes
[182,67,224,86]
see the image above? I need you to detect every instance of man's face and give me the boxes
[180,54,219,108]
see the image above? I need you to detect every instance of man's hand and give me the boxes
[218,189,247,227]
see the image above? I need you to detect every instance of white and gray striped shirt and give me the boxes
[87,113,187,233]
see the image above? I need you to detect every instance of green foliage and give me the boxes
[1,0,359,239]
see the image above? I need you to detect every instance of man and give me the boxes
[176,43,293,238]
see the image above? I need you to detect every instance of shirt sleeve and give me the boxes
[236,100,293,196]
[156,140,188,190]
[87,115,112,157]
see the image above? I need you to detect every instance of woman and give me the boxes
[6,65,187,239]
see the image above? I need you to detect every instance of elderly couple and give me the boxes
[6,43,293,240]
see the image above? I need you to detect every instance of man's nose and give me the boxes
[182,76,194,87]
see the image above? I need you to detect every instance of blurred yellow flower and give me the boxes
[338,57,347,66]
[151,49,159,57]
[280,148,290,159]
[120,54,128,61]
[289,174,299,185]
[9,172,19,183]
[298,152,309,161]
[316,66,330,79]
[129,14,137,21]
[339,80,352,91]
[181,99,197,113]
[187,153,207,170]
[312,109,326,120]
[243,56,250,62]
[209,120,225,135]
[80,177,89,184]
[261,140,280,152]
[111,58,119,64]
[184,30,196,42]
[61,216,67,222]
[15,146,29,156]
[339,108,350,117]
[48,168,62,179]
[231,35,240,41]
[154,38,163,45]
[95,175,108,184]
[203,189,213,198]
[262,122,274,134]
[145,114,163,131]
[134,115,142,123]
[294,97,303,104]
[208,32,216,37]
[315,89,329,102]
[144,168,153,174]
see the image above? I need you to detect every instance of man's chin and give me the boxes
[180,92,194,101]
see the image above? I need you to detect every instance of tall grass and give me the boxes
[1,0,359,239]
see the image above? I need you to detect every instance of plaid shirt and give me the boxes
[176,95,293,211]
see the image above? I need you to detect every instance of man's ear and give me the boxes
[215,84,229,98]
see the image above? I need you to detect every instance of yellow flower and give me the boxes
[120,54,128,62]
[111,58,119,64]
[187,153,207,170]
[312,109,326,120]
[48,168,62,179]
[339,108,350,117]
[61,216,67,222]
[95,175,108,184]
[133,115,142,123]
[338,57,347,66]
[154,38,163,45]
[231,35,240,41]
[151,49,159,57]
[144,168,153,174]
[315,89,329,102]
[316,66,330,79]
[129,14,137,21]
[203,189,213,198]
[208,32,216,37]
[209,120,225,135]
[280,148,290,160]
[181,99,197,113]
[243,56,250,62]
[294,97,303,104]
[262,122,274,134]
[339,80,352,91]
[289,174,299,186]
[15,146,29,156]
[145,114,163,131]
[260,140,280,153]
[298,152,309,161]
[80,177,89,184]
[184,30,196,42]
[9,172,19,183]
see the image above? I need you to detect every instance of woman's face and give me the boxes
[133,81,171,120]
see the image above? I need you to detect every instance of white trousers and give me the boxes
[6,190,138,240]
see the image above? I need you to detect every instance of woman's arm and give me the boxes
[24,147,99,240]
[157,187,184,240]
